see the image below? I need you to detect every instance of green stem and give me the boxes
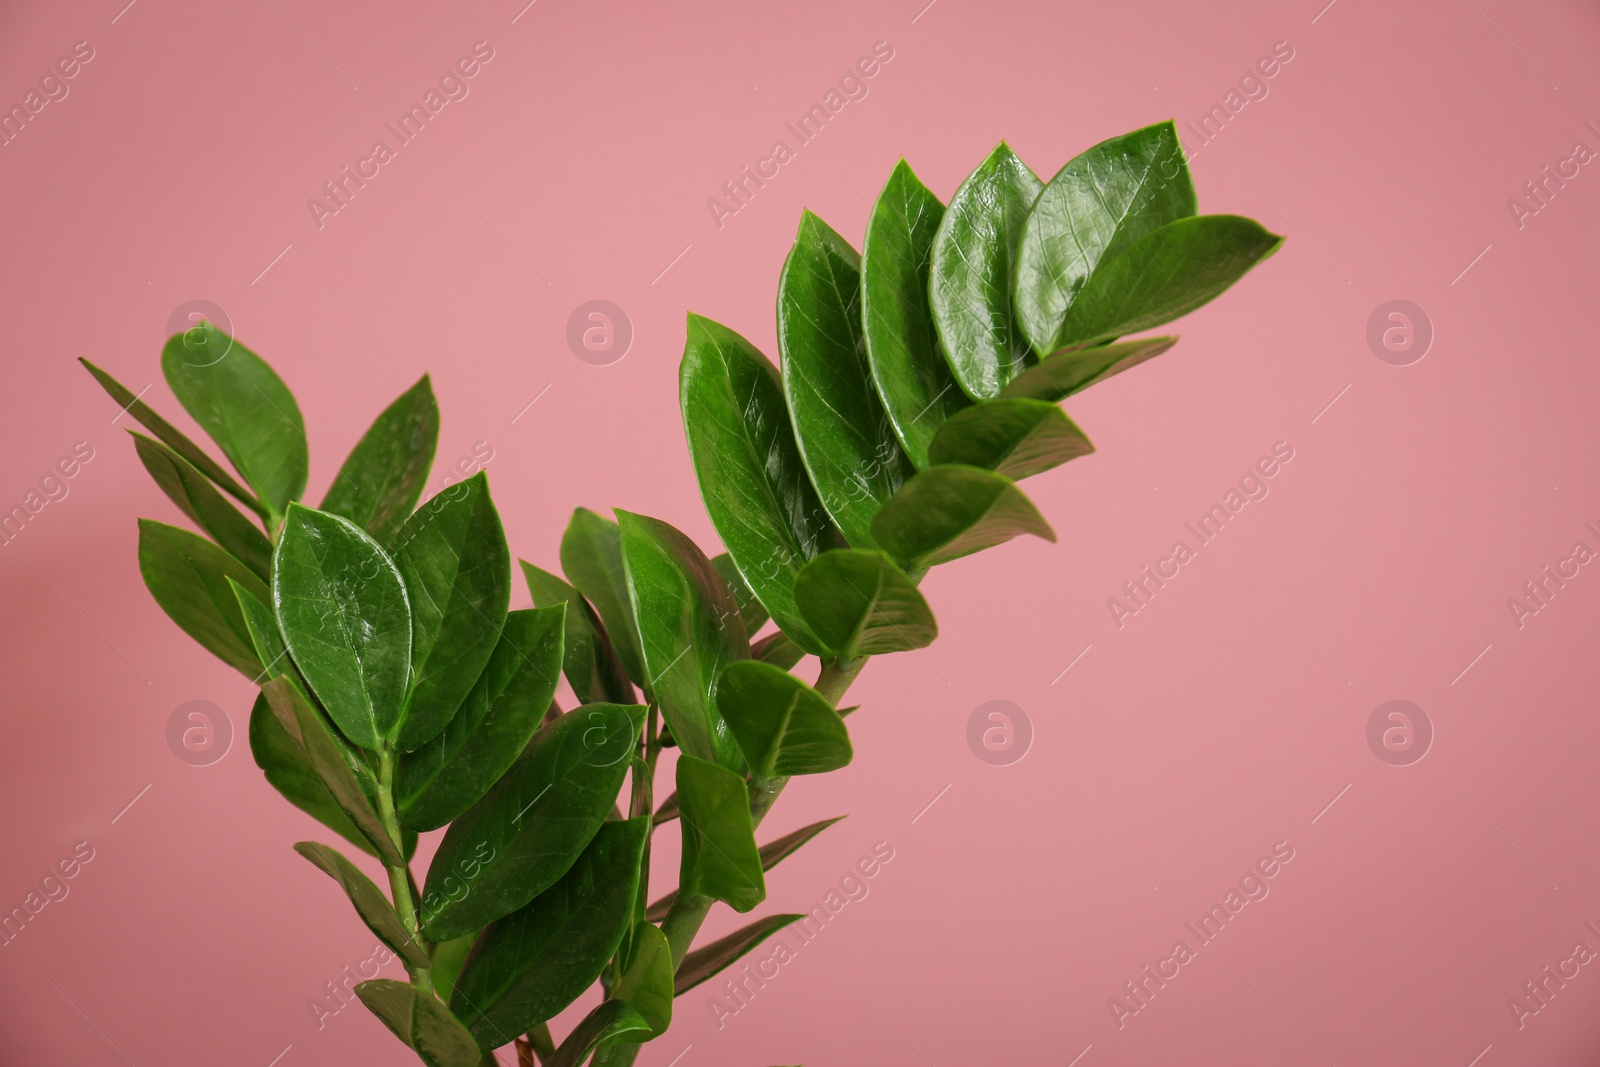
[376,747,434,996]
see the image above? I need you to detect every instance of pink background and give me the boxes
[3,0,1598,1064]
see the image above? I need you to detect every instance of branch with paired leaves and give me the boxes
[86,120,1278,1066]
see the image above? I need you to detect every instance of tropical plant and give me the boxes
[84,120,1279,1066]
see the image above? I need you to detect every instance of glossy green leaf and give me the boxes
[870,465,1055,572]
[715,661,852,780]
[391,473,511,750]
[399,607,565,832]
[617,511,748,770]
[681,314,841,655]
[1014,122,1196,355]
[551,1001,652,1065]
[355,979,481,1067]
[793,549,936,659]
[320,374,439,544]
[862,159,970,467]
[249,694,383,859]
[712,552,769,635]
[420,703,643,940]
[778,211,915,549]
[648,816,844,922]
[998,336,1179,403]
[160,323,307,519]
[293,841,430,970]
[673,914,804,995]
[273,504,412,750]
[131,433,272,580]
[927,399,1094,481]
[561,508,647,688]
[1054,215,1285,347]
[137,519,266,678]
[430,935,476,1005]
[609,922,673,1040]
[751,630,806,671]
[521,561,633,705]
[676,754,765,912]
[80,358,264,517]
[929,143,1043,399]
[450,818,648,1049]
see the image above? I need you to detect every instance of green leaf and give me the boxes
[862,159,970,467]
[998,336,1179,403]
[293,841,430,970]
[399,607,565,832]
[751,630,806,671]
[674,914,804,995]
[712,552,769,635]
[249,694,384,859]
[929,143,1043,399]
[870,466,1055,572]
[1054,215,1285,347]
[676,754,765,912]
[617,511,748,770]
[648,816,844,922]
[430,935,476,1005]
[355,979,482,1067]
[793,549,936,659]
[927,399,1095,481]
[1014,121,1196,355]
[130,433,273,580]
[551,1001,652,1065]
[561,508,648,688]
[420,703,643,940]
[680,314,842,656]
[137,519,267,678]
[778,211,916,549]
[391,473,512,750]
[272,504,412,750]
[610,922,673,1040]
[160,323,307,519]
[320,374,440,544]
[450,818,648,1049]
[80,358,264,517]
[714,662,852,780]
[521,561,634,705]
[653,792,679,827]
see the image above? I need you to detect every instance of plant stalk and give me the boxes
[376,747,434,996]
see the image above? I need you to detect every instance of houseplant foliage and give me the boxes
[86,121,1278,1066]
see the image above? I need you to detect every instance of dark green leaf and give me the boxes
[617,511,748,770]
[249,694,383,859]
[998,336,1179,403]
[674,914,804,995]
[561,508,648,688]
[160,323,307,519]
[80,358,264,517]
[676,754,765,912]
[927,399,1095,480]
[862,159,970,467]
[609,922,672,1040]
[1014,121,1196,355]
[131,433,272,580]
[1054,215,1285,347]
[793,549,936,659]
[715,662,852,780]
[712,552,769,635]
[391,473,512,750]
[550,1001,651,1065]
[648,816,844,922]
[870,466,1055,572]
[929,143,1043,399]
[421,704,643,940]
[320,374,439,544]
[137,519,266,678]
[273,504,412,750]
[653,791,679,827]
[399,607,565,832]
[521,561,634,705]
[355,979,481,1067]
[430,935,476,1005]
[778,211,915,549]
[450,818,648,1049]
[680,314,841,655]
[751,630,806,671]
[293,841,430,970]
